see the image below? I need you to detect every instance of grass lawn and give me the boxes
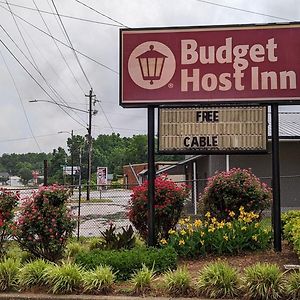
[68,198,113,203]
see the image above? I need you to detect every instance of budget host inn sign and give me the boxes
[120,23,300,107]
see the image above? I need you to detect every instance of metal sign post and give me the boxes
[147,106,156,246]
[271,104,282,252]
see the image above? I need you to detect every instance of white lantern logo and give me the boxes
[128,41,176,90]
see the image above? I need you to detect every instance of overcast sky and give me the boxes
[0,0,299,155]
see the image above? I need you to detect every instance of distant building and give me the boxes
[7,176,23,187]
[0,172,9,185]
[123,162,180,188]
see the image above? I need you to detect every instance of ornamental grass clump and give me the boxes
[0,258,20,291]
[65,242,88,260]
[163,266,191,296]
[197,261,240,299]
[0,190,18,257]
[44,262,83,294]
[285,271,300,300]
[131,264,155,294]
[200,168,272,220]
[14,185,76,262]
[242,263,285,300]
[162,208,271,258]
[18,259,51,289]
[128,175,189,240]
[82,265,115,294]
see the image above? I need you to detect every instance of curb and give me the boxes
[0,294,221,300]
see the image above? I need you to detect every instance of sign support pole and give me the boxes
[147,106,156,246]
[271,103,282,252]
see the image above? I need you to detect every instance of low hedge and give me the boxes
[282,210,300,256]
[282,210,300,228]
[75,246,177,280]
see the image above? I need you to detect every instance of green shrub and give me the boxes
[285,271,300,300]
[5,242,32,263]
[18,259,51,289]
[0,258,21,291]
[200,168,272,220]
[44,262,83,294]
[197,261,240,299]
[163,266,191,296]
[128,175,189,240]
[87,237,104,250]
[0,190,18,257]
[282,210,300,228]
[164,209,271,258]
[75,246,177,281]
[242,263,285,300]
[14,185,76,262]
[82,265,115,293]
[131,264,155,294]
[65,242,88,260]
[283,214,300,256]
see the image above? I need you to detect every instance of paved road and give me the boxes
[7,187,133,237]
[71,189,133,236]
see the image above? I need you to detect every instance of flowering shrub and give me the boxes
[161,207,271,258]
[14,185,76,262]
[0,190,18,256]
[128,175,189,240]
[200,168,272,220]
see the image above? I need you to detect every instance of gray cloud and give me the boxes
[0,0,299,154]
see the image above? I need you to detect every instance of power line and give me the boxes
[97,101,115,133]
[5,0,39,70]
[0,130,84,144]
[0,25,87,125]
[0,0,122,27]
[0,37,87,128]
[0,133,57,144]
[4,1,82,106]
[0,49,42,152]
[0,3,118,74]
[92,124,146,133]
[194,0,294,22]
[33,0,86,96]
[74,0,129,28]
[4,2,86,123]
[5,1,80,116]
[51,0,92,89]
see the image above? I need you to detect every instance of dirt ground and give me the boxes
[183,240,299,278]
[113,241,300,298]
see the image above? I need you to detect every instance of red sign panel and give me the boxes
[120,23,300,107]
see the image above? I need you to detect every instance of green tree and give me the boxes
[18,167,32,184]
[48,147,67,184]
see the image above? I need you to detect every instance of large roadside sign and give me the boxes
[120,23,300,107]
[158,105,267,154]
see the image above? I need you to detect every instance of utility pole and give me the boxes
[86,88,96,201]
[71,129,74,189]
[43,159,48,186]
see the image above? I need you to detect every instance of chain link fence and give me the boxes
[4,174,300,237]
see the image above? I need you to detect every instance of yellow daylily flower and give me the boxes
[229,211,235,218]
[179,239,185,246]
[194,219,202,227]
[160,238,167,245]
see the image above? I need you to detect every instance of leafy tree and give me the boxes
[18,167,32,184]
[48,147,67,184]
